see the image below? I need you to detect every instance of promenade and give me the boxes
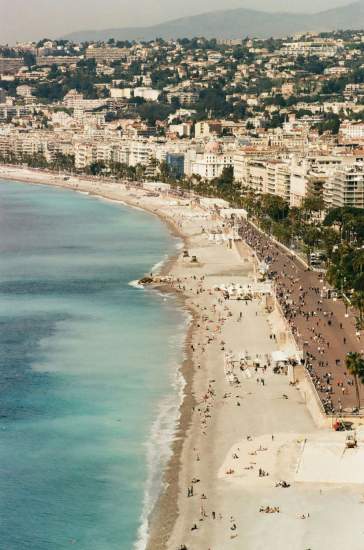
[240,219,364,414]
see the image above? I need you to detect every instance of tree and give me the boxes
[321,227,340,259]
[353,250,364,275]
[317,113,340,135]
[345,352,364,410]
[23,52,36,69]
[196,86,230,118]
[213,166,237,202]
[352,291,364,329]
[33,82,64,102]
[272,222,292,245]
[302,196,324,218]
[88,161,106,176]
[157,161,170,182]
[135,102,172,125]
[52,152,75,171]
[261,194,289,222]
[302,226,321,263]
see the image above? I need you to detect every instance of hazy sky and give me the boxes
[0,0,354,44]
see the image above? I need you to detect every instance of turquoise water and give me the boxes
[0,180,186,549]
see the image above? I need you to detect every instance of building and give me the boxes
[195,121,222,139]
[63,90,106,110]
[189,142,233,180]
[16,85,33,97]
[0,58,24,73]
[166,90,199,105]
[85,47,128,63]
[166,153,185,179]
[340,122,364,144]
[266,160,291,201]
[110,88,133,99]
[134,87,160,102]
[325,163,364,209]
[168,122,192,138]
[35,56,80,66]
[281,40,339,57]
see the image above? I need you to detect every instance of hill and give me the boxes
[63,1,364,42]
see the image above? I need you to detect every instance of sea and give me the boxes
[0,179,187,550]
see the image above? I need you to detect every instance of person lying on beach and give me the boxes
[276,480,290,488]
[259,506,280,514]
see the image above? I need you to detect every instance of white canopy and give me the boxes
[271,350,289,363]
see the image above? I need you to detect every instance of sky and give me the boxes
[0,0,354,44]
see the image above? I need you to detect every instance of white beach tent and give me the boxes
[271,350,289,365]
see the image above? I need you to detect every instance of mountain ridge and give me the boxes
[63,1,364,42]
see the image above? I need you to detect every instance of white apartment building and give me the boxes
[128,140,155,166]
[134,87,160,101]
[246,159,267,194]
[289,155,343,207]
[187,142,233,180]
[36,56,80,66]
[72,142,91,169]
[85,47,128,63]
[51,111,73,127]
[74,140,131,169]
[234,155,290,199]
[340,122,364,143]
[63,90,106,110]
[195,121,222,139]
[111,87,160,101]
[110,88,133,99]
[325,163,364,209]
[234,149,274,187]
[281,40,339,57]
[166,90,199,105]
[168,122,192,138]
[266,161,291,201]
[16,85,33,97]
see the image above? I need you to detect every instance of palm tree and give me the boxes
[345,352,364,410]
[353,250,364,275]
[321,227,340,261]
[352,291,364,329]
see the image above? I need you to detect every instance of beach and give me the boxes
[2,165,364,550]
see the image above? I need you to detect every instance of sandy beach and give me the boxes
[2,165,364,550]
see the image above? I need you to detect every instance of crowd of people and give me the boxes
[239,220,364,414]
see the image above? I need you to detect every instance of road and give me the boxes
[240,220,364,415]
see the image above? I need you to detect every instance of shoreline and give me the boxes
[3,166,364,550]
[0,166,200,549]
